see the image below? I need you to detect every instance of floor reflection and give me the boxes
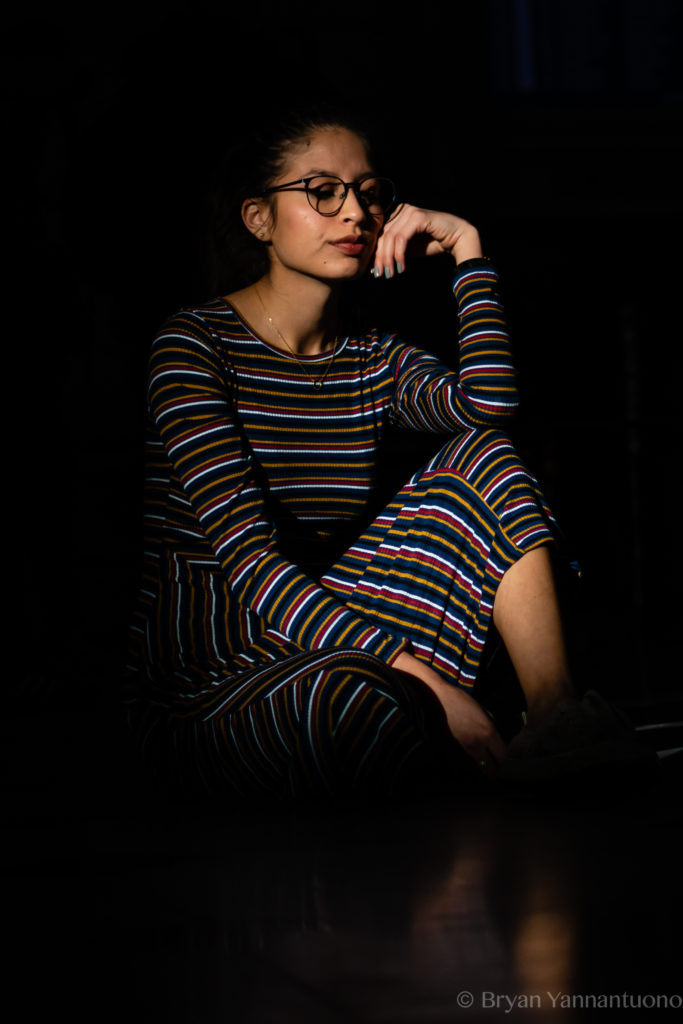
[80,776,682,1023]
[7,723,678,1024]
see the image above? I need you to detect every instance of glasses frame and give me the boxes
[255,174,396,218]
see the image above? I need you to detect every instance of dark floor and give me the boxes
[4,697,682,1023]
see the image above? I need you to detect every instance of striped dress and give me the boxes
[126,261,559,800]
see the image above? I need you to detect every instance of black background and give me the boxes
[14,0,682,711]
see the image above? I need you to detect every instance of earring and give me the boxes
[258,231,265,238]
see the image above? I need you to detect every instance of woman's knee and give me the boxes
[426,429,515,476]
[417,429,534,507]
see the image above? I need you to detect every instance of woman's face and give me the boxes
[259,127,385,283]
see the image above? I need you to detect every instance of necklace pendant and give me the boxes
[313,379,323,389]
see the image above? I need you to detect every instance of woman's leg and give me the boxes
[492,545,574,727]
[324,429,576,726]
[131,648,473,800]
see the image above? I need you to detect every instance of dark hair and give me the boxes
[200,101,378,296]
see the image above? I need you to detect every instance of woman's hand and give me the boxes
[392,650,506,776]
[372,205,483,279]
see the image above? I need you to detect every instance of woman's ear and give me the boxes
[241,198,271,241]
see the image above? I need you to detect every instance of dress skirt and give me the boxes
[129,429,561,801]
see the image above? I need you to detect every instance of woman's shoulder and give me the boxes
[153,296,251,346]
[147,299,253,379]
[354,326,421,361]
[340,325,402,366]
[161,295,240,328]
[344,322,400,349]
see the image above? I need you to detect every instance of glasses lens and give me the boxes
[307,177,346,214]
[306,176,396,216]
[358,177,395,215]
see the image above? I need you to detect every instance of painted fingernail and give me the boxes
[397,262,404,274]
[372,267,381,278]
[384,267,392,279]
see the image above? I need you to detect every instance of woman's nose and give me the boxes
[340,186,367,221]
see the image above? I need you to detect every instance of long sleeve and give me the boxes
[148,313,407,662]
[387,262,519,432]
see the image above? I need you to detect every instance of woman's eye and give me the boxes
[311,185,337,199]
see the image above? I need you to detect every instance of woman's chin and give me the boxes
[325,256,372,282]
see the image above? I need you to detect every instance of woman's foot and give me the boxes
[500,690,660,785]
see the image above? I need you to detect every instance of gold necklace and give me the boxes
[254,286,338,389]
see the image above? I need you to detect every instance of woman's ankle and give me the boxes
[524,679,575,729]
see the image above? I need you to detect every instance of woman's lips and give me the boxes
[331,237,367,257]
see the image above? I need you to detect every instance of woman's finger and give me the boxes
[373,204,479,277]
[374,206,424,277]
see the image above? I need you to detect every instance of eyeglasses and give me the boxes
[256,175,396,218]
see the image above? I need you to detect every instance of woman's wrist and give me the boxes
[450,226,483,264]
[453,256,495,277]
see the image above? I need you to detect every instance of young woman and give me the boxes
[125,108,578,801]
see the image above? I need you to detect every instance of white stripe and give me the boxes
[253,565,297,615]
[460,298,501,314]
[168,424,232,456]
[306,673,328,785]
[355,706,400,774]
[333,683,366,736]
[357,579,445,615]
[460,329,508,341]
[254,445,377,454]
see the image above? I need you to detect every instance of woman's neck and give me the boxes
[230,273,341,356]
